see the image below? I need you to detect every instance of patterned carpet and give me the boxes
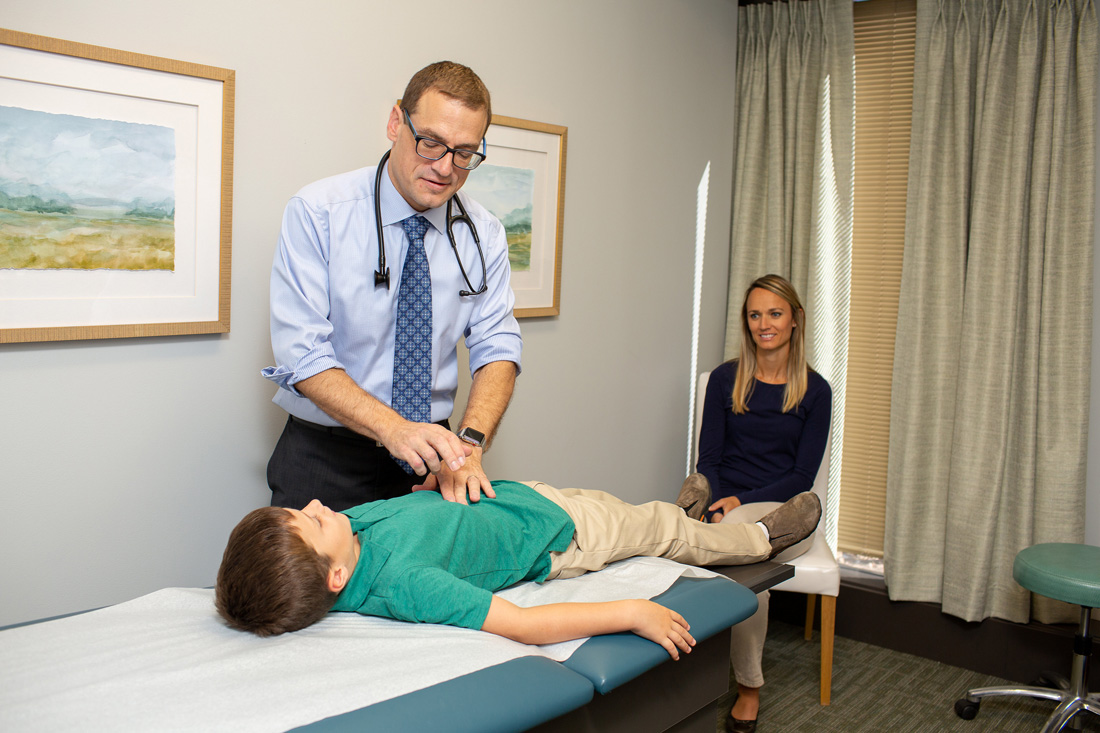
[712,619,1100,732]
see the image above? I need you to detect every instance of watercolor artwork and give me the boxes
[463,163,534,271]
[0,28,234,344]
[0,104,176,272]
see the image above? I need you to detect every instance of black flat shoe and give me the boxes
[725,715,757,733]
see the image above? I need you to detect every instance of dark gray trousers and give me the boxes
[266,415,440,512]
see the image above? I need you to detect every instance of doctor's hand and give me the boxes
[416,448,496,504]
[707,495,743,524]
[381,419,472,478]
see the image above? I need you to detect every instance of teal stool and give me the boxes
[954,543,1100,732]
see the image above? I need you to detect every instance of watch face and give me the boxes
[459,427,485,446]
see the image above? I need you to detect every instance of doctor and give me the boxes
[263,61,522,512]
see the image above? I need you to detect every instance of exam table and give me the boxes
[295,562,792,733]
[1,559,791,733]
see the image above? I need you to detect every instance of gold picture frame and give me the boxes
[464,114,566,318]
[0,28,234,344]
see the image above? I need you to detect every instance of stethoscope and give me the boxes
[373,150,488,297]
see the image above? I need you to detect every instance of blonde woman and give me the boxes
[696,274,831,733]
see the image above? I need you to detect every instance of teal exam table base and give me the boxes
[296,562,792,733]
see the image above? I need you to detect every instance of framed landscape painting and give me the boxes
[463,114,566,318]
[0,28,234,343]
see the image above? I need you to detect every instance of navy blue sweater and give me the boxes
[696,360,832,519]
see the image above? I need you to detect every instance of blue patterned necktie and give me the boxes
[391,215,432,474]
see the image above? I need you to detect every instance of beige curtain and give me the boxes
[885,0,1096,623]
[726,0,854,548]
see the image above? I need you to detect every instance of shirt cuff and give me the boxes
[261,345,344,396]
[468,333,523,376]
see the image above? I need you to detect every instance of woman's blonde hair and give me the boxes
[732,274,809,414]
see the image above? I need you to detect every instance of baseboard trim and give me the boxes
[769,577,1096,687]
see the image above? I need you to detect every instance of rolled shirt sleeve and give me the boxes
[263,193,347,395]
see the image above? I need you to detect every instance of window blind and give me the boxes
[837,0,915,558]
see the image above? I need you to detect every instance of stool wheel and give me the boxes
[954,697,980,720]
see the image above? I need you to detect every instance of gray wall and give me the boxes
[3,0,1096,630]
[0,0,738,626]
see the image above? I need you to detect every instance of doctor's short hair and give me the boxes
[215,506,338,636]
[402,60,492,130]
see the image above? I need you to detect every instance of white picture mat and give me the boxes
[0,43,224,328]
[483,123,562,313]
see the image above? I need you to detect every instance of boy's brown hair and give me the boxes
[215,506,338,636]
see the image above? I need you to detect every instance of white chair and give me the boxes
[694,369,840,705]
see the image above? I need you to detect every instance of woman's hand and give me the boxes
[707,495,742,524]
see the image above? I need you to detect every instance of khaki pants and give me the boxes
[522,482,772,580]
[722,501,812,688]
[729,590,769,687]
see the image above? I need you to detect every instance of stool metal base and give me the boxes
[956,607,1098,732]
[958,685,1099,732]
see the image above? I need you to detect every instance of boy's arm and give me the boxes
[481,596,696,660]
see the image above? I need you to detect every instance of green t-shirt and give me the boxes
[330,480,575,630]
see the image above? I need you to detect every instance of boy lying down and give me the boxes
[215,476,820,659]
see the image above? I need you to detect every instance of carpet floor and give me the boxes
[712,619,1100,732]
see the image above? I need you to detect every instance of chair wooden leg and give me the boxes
[819,594,836,706]
[804,593,817,640]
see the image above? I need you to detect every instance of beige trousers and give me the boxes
[729,590,769,687]
[722,500,812,688]
[523,481,772,580]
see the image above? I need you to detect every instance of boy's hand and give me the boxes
[627,600,695,660]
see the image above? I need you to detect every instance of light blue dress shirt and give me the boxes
[262,162,523,426]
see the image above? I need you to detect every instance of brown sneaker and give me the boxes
[675,473,711,521]
[758,492,821,559]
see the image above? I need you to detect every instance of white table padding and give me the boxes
[0,556,718,732]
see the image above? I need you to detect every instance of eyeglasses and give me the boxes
[402,108,487,171]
